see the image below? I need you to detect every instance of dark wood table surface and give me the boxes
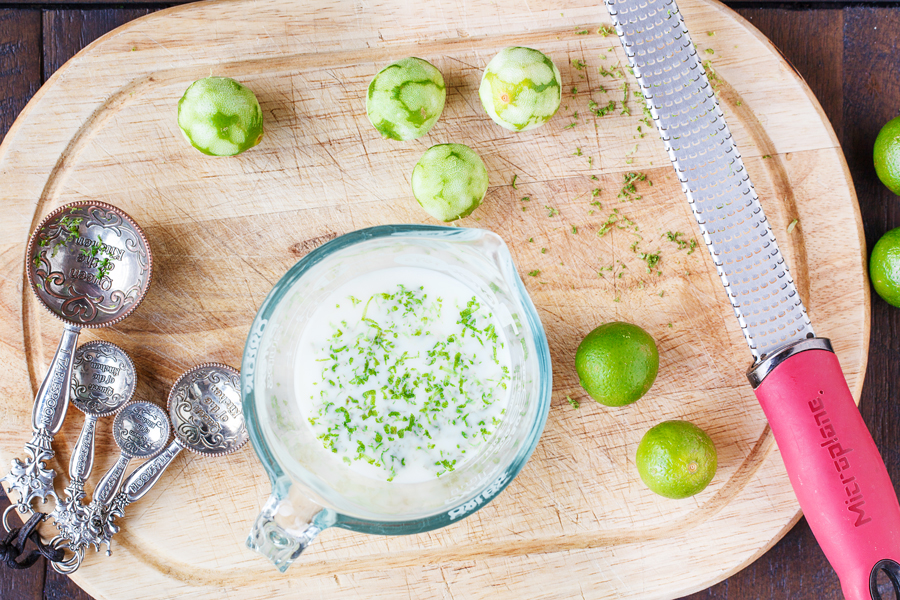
[1,1,899,598]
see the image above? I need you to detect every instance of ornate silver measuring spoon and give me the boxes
[91,364,248,558]
[50,341,136,548]
[50,401,169,574]
[3,201,152,520]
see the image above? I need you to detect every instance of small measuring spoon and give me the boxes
[90,401,170,516]
[95,364,247,556]
[50,401,168,573]
[3,201,152,518]
[51,341,136,545]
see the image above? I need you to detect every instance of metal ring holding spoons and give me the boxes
[50,341,136,548]
[92,364,248,557]
[47,535,85,575]
[2,201,152,518]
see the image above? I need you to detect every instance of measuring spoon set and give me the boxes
[1,201,248,573]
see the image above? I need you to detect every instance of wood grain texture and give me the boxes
[42,8,156,80]
[844,6,900,509]
[0,9,160,599]
[0,9,39,143]
[0,1,870,599]
[736,8,844,139]
[0,10,49,600]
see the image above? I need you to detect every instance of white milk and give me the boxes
[294,267,511,484]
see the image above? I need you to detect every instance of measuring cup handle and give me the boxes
[246,477,333,572]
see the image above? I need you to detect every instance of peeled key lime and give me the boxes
[479,46,561,132]
[411,143,489,222]
[367,57,446,141]
[636,420,718,499]
[177,76,264,156]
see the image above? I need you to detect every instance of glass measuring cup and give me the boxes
[242,225,551,572]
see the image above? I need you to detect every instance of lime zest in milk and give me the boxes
[303,282,510,482]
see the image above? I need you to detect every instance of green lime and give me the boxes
[575,321,659,407]
[479,46,561,132]
[870,227,900,307]
[177,76,264,156]
[411,143,489,222]
[874,116,900,195]
[636,420,718,499]
[367,57,446,141]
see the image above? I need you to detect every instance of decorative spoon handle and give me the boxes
[92,454,131,508]
[96,440,183,554]
[2,324,81,515]
[66,414,99,501]
[49,413,99,549]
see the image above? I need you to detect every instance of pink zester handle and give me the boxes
[754,347,900,600]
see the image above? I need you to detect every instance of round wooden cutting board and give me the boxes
[0,0,868,598]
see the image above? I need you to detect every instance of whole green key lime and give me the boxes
[636,420,718,499]
[411,143,489,222]
[479,46,561,132]
[367,57,446,141]
[870,227,900,307]
[575,321,659,407]
[177,76,264,156]
[874,115,900,195]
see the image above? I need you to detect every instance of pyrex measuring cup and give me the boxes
[242,225,551,571]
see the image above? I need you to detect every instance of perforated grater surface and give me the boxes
[603,0,814,360]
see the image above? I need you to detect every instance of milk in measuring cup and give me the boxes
[294,267,511,484]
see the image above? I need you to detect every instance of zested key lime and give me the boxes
[367,57,446,141]
[636,420,718,499]
[177,76,264,156]
[479,46,561,132]
[575,321,659,407]
[411,143,489,222]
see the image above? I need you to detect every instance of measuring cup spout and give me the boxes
[247,477,333,572]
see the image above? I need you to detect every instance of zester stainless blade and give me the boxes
[603,0,814,360]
